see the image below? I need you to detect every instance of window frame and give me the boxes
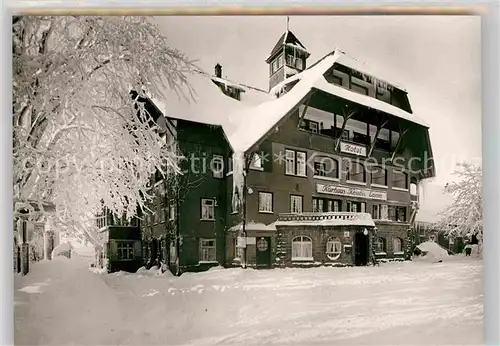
[374,236,386,254]
[201,198,215,221]
[258,192,274,213]
[346,161,366,184]
[249,153,264,171]
[285,149,307,177]
[326,237,342,260]
[290,195,303,214]
[199,238,217,262]
[371,166,388,187]
[291,235,313,261]
[313,156,339,180]
[392,170,408,190]
[116,241,135,261]
[393,237,403,253]
[212,154,224,179]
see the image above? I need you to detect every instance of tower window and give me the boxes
[295,58,303,70]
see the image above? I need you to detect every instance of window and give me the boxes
[328,200,340,212]
[212,154,224,178]
[201,199,215,220]
[374,237,386,253]
[392,170,408,189]
[233,238,242,260]
[376,88,391,103]
[332,75,342,86]
[351,81,369,96]
[249,153,263,170]
[292,236,313,260]
[397,207,407,222]
[309,121,319,134]
[314,157,339,179]
[347,201,366,213]
[117,241,134,260]
[326,237,342,260]
[393,238,402,253]
[285,149,307,176]
[372,205,380,219]
[410,182,418,196]
[371,167,388,186]
[312,198,325,212]
[290,195,303,213]
[285,150,295,175]
[296,152,306,176]
[258,192,273,213]
[277,54,284,68]
[199,239,216,262]
[169,200,176,221]
[380,204,389,220]
[286,54,295,66]
[295,58,303,70]
[346,162,366,183]
[314,161,327,176]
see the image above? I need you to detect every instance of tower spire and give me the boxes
[286,16,290,31]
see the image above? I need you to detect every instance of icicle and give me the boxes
[232,151,246,209]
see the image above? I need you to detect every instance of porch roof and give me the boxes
[228,221,277,232]
[274,212,376,228]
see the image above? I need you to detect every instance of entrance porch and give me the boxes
[274,212,376,267]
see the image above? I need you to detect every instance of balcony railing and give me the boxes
[96,214,139,230]
[276,212,375,227]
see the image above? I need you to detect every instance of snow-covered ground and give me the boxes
[14,255,482,345]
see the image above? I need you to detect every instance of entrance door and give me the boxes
[354,232,369,266]
[255,237,271,269]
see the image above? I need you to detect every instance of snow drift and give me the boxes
[413,241,449,263]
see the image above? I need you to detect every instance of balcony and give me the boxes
[96,214,139,231]
[275,212,375,227]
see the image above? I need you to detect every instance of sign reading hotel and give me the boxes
[340,141,367,157]
[316,183,387,201]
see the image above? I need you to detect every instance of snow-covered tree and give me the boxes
[13,16,197,243]
[434,162,482,242]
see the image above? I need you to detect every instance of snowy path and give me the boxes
[14,256,482,345]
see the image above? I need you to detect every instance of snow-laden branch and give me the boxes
[13,16,198,241]
[434,162,482,240]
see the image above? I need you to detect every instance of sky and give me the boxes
[155,15,481,220]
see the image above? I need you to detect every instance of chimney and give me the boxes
[214,63,222,78]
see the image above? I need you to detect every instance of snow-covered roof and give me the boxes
[229,50,429,153]
[148,71,273,140]
[228,221,276,232]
